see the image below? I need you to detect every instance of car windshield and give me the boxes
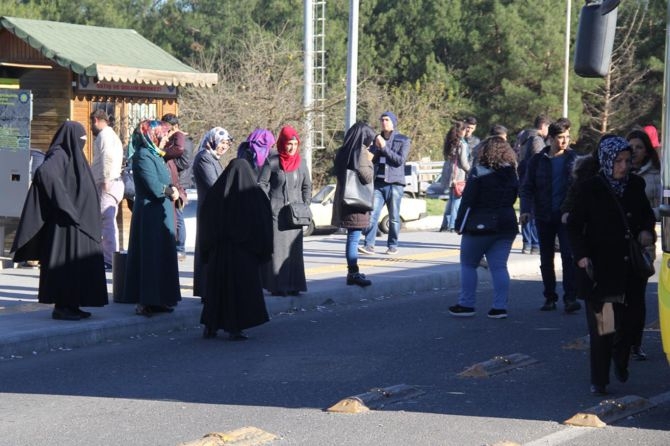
[312,184,335,203]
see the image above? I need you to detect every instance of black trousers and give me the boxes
[584,275,646,386]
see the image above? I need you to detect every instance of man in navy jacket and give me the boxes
[359,111,411,255]
[520,118,580,313]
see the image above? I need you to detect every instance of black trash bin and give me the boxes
[112,251,131,303]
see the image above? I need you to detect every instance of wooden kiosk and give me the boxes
[0,16,217,251]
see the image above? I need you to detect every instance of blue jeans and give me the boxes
[521,217,539,249]
[363,182,403,249]
[346,229,362,270]
[441,188,462,231]
[536,211,576,301]
[175,207,185,253]
[458,233,515,310]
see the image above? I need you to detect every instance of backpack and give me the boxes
[513,130,531,161]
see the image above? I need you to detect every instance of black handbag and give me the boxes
[629,237,655,279]
[287,202,312,227]
[343,169,373,211]
[598,177,655,279]
[121,163,135,201]
[460,207,499,234]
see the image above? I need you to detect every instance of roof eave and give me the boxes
[90,64,218,88]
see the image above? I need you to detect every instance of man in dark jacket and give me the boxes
[517,115,550,254]
[359,111,411,255]
[161,113,191,261]
[520,118,580,313]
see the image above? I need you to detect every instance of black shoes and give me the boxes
[590,384,608,396]
[632,345,647,361]
[203,326,217,339]
[229,331,249,341]
[540,297,557,311]
[347,272,372,287]
[564,300,581,314]
[448,304,475,317]
[77,308,92,319]
[52,307,82,321]
[487,308,508,319]
[136,304,175,317]
[614,363,629,383]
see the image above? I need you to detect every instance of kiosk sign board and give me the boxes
[0,89,31,218]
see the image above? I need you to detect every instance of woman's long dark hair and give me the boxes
[443,121,466,159]
[627,129,660,170]
[478,136,517,170]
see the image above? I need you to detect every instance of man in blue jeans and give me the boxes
[359,111,411,255]
[520,118,580,313]
[161,114,192,261]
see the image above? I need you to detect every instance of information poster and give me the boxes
[0,88,31,218]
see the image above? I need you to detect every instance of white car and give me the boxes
[305,184,428,237]
[183,185,428,243]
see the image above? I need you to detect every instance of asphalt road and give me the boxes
[1,274,669,446]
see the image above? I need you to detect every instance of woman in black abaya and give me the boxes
[12,121,108,320]
[200,158,273,340]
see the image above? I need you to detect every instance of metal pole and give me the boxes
[345,0,359,130]
[304,0,314,177]
[563,0,571,118]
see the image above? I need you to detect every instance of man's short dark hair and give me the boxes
[464,116,477,125]
[489,124,507,137]
[548,117,571,138]
[91,109,109,122]
[161,113,179,126]
[533,115,550,130]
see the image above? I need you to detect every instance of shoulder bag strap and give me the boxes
[597,175,632,234]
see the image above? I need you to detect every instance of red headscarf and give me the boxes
[276,125,301,172]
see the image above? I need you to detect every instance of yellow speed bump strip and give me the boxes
[458,353,538,378]
[327,384,425,413]
[178,427,278,446]
[564,395,655,427]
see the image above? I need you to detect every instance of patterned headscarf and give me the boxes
[198,127,233,159]
[129,120,171,158]
[598,135,631,197]
[244,128,275,168]
[276,125,301,172]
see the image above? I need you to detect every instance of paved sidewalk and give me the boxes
[0,217,547,358]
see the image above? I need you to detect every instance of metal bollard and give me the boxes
[112,251,131,303]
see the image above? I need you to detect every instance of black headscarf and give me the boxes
[199,158,273,262]
[12,121,101,259]
[334,121,376,176]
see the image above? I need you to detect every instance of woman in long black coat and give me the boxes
[566,135,656,396]
[200,159,273,340]
[12,121,108,320]
[331,122,375,287]
[192,127,233,298]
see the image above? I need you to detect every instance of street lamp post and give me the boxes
[563,0,571,118]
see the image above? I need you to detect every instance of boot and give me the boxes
[346,265,371,287]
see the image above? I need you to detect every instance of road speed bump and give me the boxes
[178,427,278,445]
[564,395,655,427]
[327,384,425,413]
[458,353,538,378]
